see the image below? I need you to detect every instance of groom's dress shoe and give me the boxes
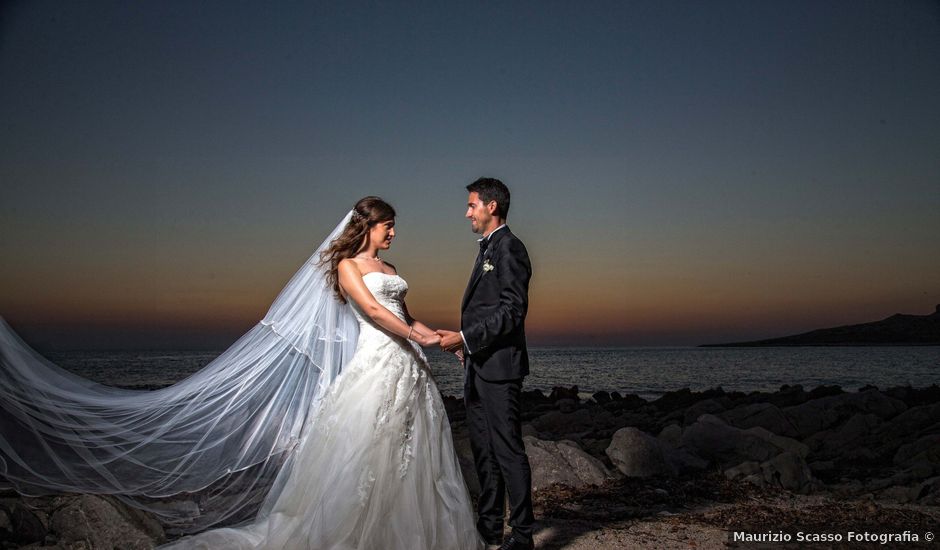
[498,535,534,550]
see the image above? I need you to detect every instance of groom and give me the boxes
[437,178,535,550]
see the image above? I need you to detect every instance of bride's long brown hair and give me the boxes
[319,196,396,303]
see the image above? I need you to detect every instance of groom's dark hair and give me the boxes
[466,177,510,219]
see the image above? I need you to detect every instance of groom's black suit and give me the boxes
[461,225,535,544]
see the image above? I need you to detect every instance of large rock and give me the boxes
[864,403,940,461]
[524,436,615,491]
[724,461,763,486]
[549,386,580,402]
[600,393,648,412]
[742,426,809,458]
[652,388,708,413]
[725,452,818,494]
[760,452,817,494]
[530,408,594,437]
[588,408,622,433]
[894,434,940,470]
[914,476,940,505]
[49,494,164,549]
[782,390,907,439]
[0,501,46,545]
[877,402,940,440]
[679,414,789,467]
[679,398,727,425]
[807,413,884,457]
[657,424,682,448]
[720,403,800,438]
[605,427,675,478]
[592,391,612,405]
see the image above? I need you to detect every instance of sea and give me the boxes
[43,346,940,401]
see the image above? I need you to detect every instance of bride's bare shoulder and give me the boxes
[338,258,365,277]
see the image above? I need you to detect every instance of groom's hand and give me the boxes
[435,330,464,353]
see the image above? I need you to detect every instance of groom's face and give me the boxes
[466,192,494,235]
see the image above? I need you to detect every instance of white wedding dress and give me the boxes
[161,272,485,550]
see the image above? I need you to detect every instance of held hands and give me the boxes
[409,331,441,347]
[435,330,464,354]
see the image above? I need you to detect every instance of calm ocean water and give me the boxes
[43,346,940,401]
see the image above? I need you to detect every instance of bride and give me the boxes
[0,196,485,549]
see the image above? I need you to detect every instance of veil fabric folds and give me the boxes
[0,211,358,534]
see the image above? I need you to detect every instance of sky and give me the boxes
[1,0,939,349]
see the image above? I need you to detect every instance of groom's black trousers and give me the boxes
[464,368,534,543]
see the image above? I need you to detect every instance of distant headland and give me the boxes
[701,305,940,347]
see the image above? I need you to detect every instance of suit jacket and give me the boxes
[461,226,531,382]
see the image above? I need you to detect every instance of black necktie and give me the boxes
[473,238,489,272]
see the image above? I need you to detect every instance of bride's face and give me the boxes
[368,219,396,250]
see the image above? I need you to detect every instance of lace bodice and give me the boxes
[349,272,409,335]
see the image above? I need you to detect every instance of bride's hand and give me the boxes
[413,333,442,347]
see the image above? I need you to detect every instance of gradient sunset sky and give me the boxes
[1,1,938,349]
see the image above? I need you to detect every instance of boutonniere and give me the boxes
[482,259,495,273]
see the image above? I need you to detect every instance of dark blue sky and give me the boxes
[2,1,939,348]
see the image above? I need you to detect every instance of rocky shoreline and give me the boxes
[3,383,940,549]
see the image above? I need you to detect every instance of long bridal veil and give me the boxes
[0,211,358,534]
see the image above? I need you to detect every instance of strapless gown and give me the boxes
[161,272,485,549]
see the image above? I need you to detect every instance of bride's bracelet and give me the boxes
[407,325,414,341]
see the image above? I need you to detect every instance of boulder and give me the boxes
[605,427,675,477]
[523,437,615,490]
[725,453,817,494]
[760,452,817,494]
[588,409,621,432]
[782,390,907,439]
[49,494,163,549]
[807,460,835,475]
[521,423,540,438]
[549,386,579,402]
[894,434,940,469]
[724,461,762,482]
[601,393,648,412]
[0,502,46,545]
[592,391,612,405]
[913,476,940,505]
[651,388,702,413]
[530,408,594,437]
[581,437,612,459]
[680,398,727,425]
[666,448,709,472]
[522,389,552,407]
[657,424,682,448]
[679,414,788,467]
[837,412,883,439]
[885,384,940,407]
[720,403,800,438]
[743,426,809,458]
[880,403,940,441]
[765,384,813,408]
[0,506,9,533]
[815,413,883,457]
